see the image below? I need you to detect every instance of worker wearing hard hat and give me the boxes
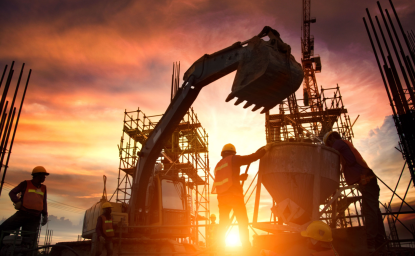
[207,213,218,251]
[93,202,115,256]
[212,143,271,250]
[324,131,385,253]
[301,221,339,255]
[0,166,49,243]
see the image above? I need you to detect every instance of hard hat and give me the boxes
[222,143,236,153]
[32,166,49,176]
[323,131,334,145]
[301,221,333,242]
[210,214,216,219]
[102,202,113,209]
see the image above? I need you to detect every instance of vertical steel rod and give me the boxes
[389,0,415,65]
[374,12,410,113]
[0,69,31,196]
[382,7,415,105]
[0,63,24,144]
[0,68,14,116]
[0,101,9,146]
[363,17,396,116]
[0,108,16,162]
[0,65,8,89]
[366,9,405,114]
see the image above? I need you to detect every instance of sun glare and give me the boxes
[225,229,241,247]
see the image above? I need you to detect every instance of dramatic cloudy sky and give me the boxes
[0,0,414,244]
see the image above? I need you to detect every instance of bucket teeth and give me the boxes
[252,105,262,112]
[260,107,270,114]
[234,98,244,106]
[225,95,235,102]
[243,102,253,109]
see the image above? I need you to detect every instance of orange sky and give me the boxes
[0,0,414,243]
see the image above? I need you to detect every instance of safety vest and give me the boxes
[22,180,46,212]
[211,156,233,194]
[101,215,115,237]
[208,223,217,237]
[342,140,370,169]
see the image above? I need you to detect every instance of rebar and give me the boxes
[0,63,31,196]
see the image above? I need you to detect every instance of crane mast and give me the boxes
[301,0,323,135]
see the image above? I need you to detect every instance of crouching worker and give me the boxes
[301,221,339,256]
[92,202,115,256]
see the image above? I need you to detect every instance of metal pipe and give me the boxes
[0,108,15,162]
[374,13,410,113]
[389,0,415,65]
[0,63,24,143]
[0,69,14,117]
[0,106,14,160]
[171,63,174,101]
[0,101,9,151]
[409,31,415,53]
[0,65,8,89]
[0,113,7,159]
[0,69,31,196]
[406,55,415,91]
[367,8,405,115]
[377,176,415,211]
[379,201,413,234]
[394,178,412,222]
[0,108,15,196]
[387,162,406,214]
[363,17,397,116]
[384,8,415,105]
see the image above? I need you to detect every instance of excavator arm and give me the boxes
[129,26,304,225]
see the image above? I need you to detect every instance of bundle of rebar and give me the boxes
[0,61,31,196]
[363,0,415,186]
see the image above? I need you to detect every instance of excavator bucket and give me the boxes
[227,35,304,113]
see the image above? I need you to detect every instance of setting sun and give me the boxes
[226,229,242,247]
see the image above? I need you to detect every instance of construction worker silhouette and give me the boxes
[324,131,385,253]
[93,202,115,256]
[0,166,49,250]
[212,143,270,249]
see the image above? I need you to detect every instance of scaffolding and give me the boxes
[113,106,210,246]
[363,0,415,248]
[264,0,364,232]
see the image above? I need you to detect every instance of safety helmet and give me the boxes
[323,131,334,145]
[32,166,49,176]
[102,202,113,209]
[210,214,216,219]
[221,144,236,154]
[301,221,333,242]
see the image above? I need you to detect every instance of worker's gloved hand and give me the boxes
[264,143,273,152]
[240,173,248,181]
[14,201,22,210]
[41,215,48,226]
[99,236,106,243]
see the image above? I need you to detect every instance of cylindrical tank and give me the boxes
[258,142,340,225]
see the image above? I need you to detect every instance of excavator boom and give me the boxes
[129,26,304,225]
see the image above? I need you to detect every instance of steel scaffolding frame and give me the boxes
[112,106,210,246]
[362,0,415,248]
[263,0,367,237]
